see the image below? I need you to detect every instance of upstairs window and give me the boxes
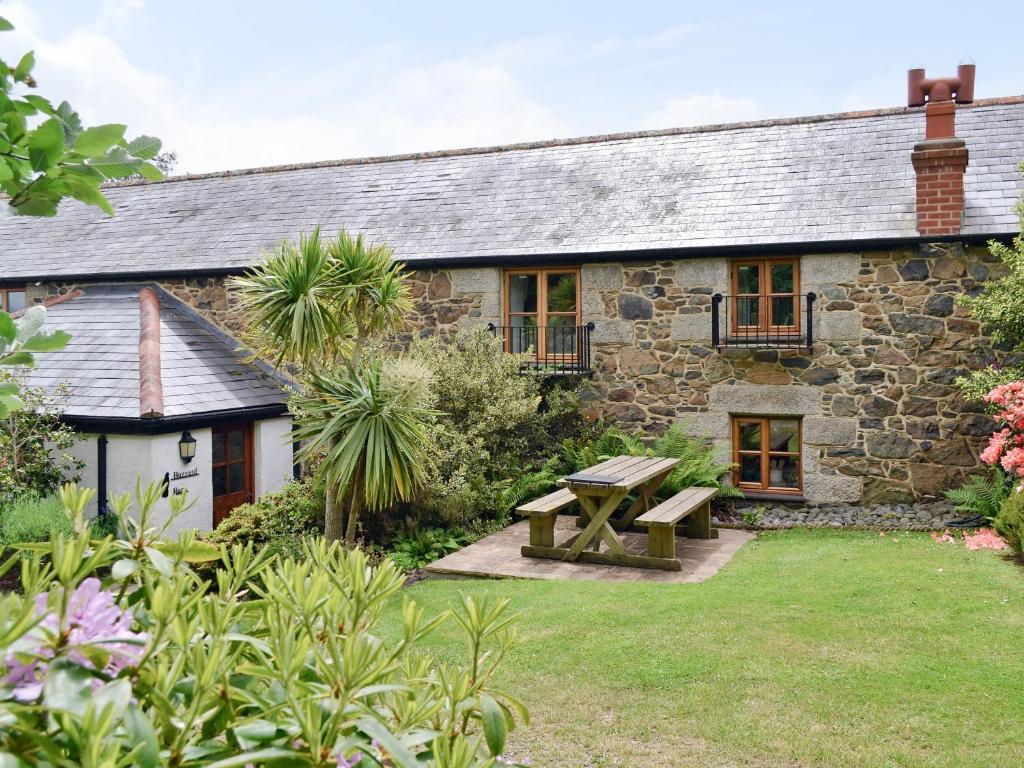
[733,416,802,494]
[503,268,581,361]
[731,258,799,334]
[0,287,26,314]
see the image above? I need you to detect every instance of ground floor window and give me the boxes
[0,286,27,314]
[212,422,253,526]
[732,416,802,494]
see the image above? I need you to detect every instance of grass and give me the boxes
[0,495,72,546]
[384,529,1024,767]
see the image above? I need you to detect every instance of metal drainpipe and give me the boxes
[97,434,109,517]
[291,421,301,480]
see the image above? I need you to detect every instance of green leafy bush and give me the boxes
[389,527,470,570]
[0,371,83,507]
[0,482,528,766]
[202,478,324,559]
[945,468,1013,520]
[995,489,1024,556]
[407,327,598,526]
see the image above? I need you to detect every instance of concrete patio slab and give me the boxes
[425,517,754,584]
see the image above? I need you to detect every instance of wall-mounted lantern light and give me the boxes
[178,431,197,464]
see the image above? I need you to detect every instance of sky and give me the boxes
[2,0,1023,175]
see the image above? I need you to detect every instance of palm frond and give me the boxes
[292,358,437,512]
[229,227,351,369]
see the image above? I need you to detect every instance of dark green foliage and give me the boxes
[652,423,744,499]
[560,422,741,501]
[995,489,1024,556]
[945,467,1013,520]
[203,479,324,559]
[388,527,470,570]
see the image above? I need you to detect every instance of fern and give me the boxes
[497,456,561,515]
[945,468,1012,520]
[652,422,744,499]
[561,427,647,472]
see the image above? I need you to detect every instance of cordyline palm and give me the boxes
[292,359,433,543]
[231,227,415,542]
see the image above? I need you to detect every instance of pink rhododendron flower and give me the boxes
[963,528,1009,550]
[3,578,147,702]
[930,530,955,544]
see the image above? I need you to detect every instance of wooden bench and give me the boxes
[634,487,719,559]
[516,487,577,547]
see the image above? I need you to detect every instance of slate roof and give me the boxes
[25,285,290,420]
[1,98,1023,282]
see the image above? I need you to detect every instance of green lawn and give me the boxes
[385,530,1024,767]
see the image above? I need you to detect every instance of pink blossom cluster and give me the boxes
[3,578,148,702]
[981,382,1024,476]
[930,528,1008,550]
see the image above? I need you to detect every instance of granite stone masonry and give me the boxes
[387,243,1013,506]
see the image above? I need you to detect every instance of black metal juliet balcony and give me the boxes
[711,293,817,351]
[487,322,595,374]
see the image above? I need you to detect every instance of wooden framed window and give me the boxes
[0,286,27,314]
[731,258,799,333]
[732,416,802,494]
[503,267,581,361]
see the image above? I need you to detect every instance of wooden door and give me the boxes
[212,423,254,526]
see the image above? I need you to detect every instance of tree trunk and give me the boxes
[345,477,362,545]
[323,485,344,542]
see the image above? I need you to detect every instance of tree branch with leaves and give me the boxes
[1,14,164,217]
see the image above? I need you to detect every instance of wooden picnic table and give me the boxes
[517,455,718,571]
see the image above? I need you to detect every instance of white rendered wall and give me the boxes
[254,417,294,497]
[67,417,293,535]
[68,429,214,533]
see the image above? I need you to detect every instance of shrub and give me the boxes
[0,482,528,766]
[995,488,1024,556]
[203,478,324,558]
[408,327,598,526]
[389,526,470,570]
[0,371,83,508]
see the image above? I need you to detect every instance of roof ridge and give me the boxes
[105,95,1024,189]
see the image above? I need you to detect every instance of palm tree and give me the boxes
[231,228,416,542]
[291,358,434,543]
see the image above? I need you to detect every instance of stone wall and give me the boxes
[393,244,1010,505]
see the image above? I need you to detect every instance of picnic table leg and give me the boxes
[565,490,628,561]
[618,470,673,529]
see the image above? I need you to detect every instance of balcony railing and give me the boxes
[487,322,595,373]
[711,293,816,351]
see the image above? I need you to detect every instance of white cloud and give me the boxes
[642,91,760,129]
[0,0,571,173]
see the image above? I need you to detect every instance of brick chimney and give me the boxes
[908,63,974,236]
